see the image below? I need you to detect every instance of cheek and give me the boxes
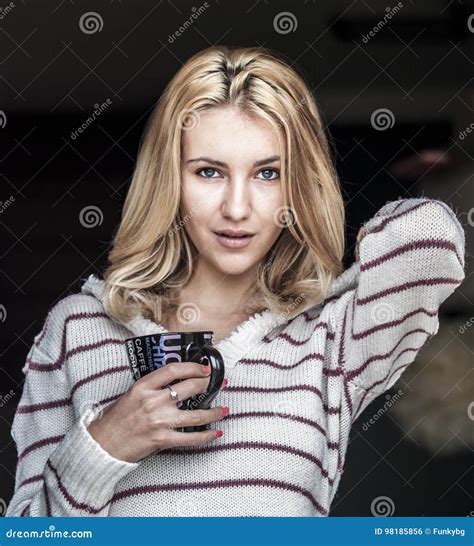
[258,190,285,230]
[180,179,214,232]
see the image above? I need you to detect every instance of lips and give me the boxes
[214,229,254,238]
[216,233,252,238]
[214,231,255,249]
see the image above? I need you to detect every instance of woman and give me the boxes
[6,46,465,517]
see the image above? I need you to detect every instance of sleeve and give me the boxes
[5,303,140,517]
[327,197,466,424]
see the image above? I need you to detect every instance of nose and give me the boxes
[220,175,251,221]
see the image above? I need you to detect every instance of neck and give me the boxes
[179,261,258,316]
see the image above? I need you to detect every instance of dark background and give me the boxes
[1,0,473,516]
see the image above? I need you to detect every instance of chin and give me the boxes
[207,255,259,277]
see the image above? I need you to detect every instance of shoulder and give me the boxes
[33,292,114,356]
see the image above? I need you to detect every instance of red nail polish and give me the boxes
[214,430,223,438]
[221,406,230,417]
[222,378,228,386]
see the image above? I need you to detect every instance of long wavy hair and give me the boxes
[102,45,346,328]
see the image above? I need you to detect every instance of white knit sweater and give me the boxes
[5,197,466,517]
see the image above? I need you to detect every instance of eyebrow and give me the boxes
[186,155,280,168]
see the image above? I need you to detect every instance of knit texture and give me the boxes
[6,197,466,517]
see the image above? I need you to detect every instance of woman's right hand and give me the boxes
[86,362,228,463]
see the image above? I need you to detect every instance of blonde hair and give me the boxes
[103,45,346,327]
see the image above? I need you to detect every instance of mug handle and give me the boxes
[178,345,225,433]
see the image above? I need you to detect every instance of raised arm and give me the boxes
[5,300,140,516]
[326,197,466,423]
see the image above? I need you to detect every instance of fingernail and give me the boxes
[202,365,211,375]
[222,378,228,386]
[221,406,230,417]
[214,430,223,438]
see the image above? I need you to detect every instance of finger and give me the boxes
[139,361,211,390]
[169,406,227,429]
[165,428,223,447]
[165,376,211,404]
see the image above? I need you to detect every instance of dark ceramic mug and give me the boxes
[125,331,225,432]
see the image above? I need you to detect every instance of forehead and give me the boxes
[181,106,281,165]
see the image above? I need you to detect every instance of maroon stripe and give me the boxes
[166,441,335,485]
[28,338,123,372]
[35,296,98,346]
[227,411,335,444]
[70,365,129,397]
[323,294,340,305]
[370,200,430,234]
[225,385,340,415]
[96,393,122,406]
[17,398,71,414]
[262,321,333,346]
[351,297,438,340]
[112,478,328,515]
[361,238,462,271]
[18,434,64,462]
[346,327,432,382]
[339,303,353,416]
[19,474,44,489]
[239,352,324,370]
[17,372,127,416]
[46,459,104,514]
[263,322,334,347]
[43,482,52,516]
[357,277,462,306]
[323,367,344,377]
[240,351,342,378]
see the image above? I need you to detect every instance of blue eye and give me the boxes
[257,168,280,181]
[196,167,220,178]
[195,167,280,181]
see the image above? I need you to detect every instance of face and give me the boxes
[180,105,285,280]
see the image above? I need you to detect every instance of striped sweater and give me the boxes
[5,197,466,517]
